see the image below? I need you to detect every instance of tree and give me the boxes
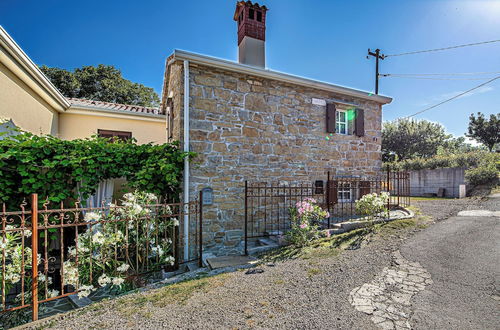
[382,118,452,161]
[40,64,160,107]
[466,112,500,152]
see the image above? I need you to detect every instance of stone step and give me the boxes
[68,294,92,309]
[327,228,346,235]
[247,244,277,256]
[257,237,279,246]
[264,230,289,236]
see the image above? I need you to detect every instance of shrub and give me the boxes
[355,192,390,220]
[0,131,194,209]
[286,198,329,247]
[465,165,499,186]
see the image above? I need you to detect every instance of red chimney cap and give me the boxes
[233,1,268,21]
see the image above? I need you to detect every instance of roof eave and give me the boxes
[170,49,392,105]
[0,26,70,111]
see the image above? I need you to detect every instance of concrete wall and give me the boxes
[167,60,385,255]
[59,111,166,145]
[0,61,59,135]
[409,167,466,198]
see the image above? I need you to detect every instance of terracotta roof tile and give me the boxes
[68,98,164,115]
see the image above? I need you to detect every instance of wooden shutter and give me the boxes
[355,108,365,137]
[327,180,338,205]
[326,103,336,133]
[359,181,371,197]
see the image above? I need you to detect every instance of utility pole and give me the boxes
[367,48,385,94]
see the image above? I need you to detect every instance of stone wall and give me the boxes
[167,60,384,255]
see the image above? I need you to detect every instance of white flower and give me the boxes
[146,193,157,201]
[98,274,111,287]
[0,240,7,249]
[84,212,101,222]
[7,273,20,284]
[131,204,143,215]
[112,277,124,286]
[151,245,164,257]
[165,256,175,266]
[123,193,135,202]
[92,232,105,245]
[24,230,32,238]
[117,263,130,273]
[68,247,77,257]
[48,289,59,298]
[78,285,94,298]
[172,218,179,227]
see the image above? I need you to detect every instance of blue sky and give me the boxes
[1,0,499,137]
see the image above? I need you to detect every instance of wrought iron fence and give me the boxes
[0,193,202,323]
[244,171,410,253]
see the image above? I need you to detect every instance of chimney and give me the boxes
[233,1,268,68]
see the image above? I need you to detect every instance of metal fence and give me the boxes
[244,171,410,253]
[0,193,202,322]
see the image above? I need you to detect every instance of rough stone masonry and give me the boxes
[164,58,388,256]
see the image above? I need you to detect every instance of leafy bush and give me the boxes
[286,198,329,247]
[386,152,498,173]
[355,192,390,219]
[0,131,194,209]
[465,164,499,186]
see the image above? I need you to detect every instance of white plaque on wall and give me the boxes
[312,98,326,106]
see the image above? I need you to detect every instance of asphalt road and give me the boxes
[401,195,500,330]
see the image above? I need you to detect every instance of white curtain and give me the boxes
[86,179,115,208]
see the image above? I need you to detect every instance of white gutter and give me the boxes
[0,26,70,111]
[170,49,392,105]
[183,60,190,261]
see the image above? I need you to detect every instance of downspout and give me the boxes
[183,60,190,261]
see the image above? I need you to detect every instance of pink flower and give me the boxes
[304,197,317,204]
[298,207,305,215]
[300,223,307,229]
[325,212,330,218]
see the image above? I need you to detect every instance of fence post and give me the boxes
[386,167,391,212]
[326,171,331,229]
[31,193,38,322]
[198,190,203,268]
[244,181,248,256]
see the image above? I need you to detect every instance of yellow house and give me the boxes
[0,26,166,144]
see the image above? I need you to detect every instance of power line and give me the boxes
[381,71,500,76]
[386,39,500,57]
[382,75,493,81]
[404,75,500,118]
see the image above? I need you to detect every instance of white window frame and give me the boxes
[337,182,352,202]
[336,109,348,135]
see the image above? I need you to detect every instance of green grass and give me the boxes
[410,196,454,201]
[113,273,231,317]
[261,216,431,264]
[307,267,322,278]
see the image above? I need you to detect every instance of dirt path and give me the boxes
[25,198,483,330]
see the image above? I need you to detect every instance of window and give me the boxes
[249,8,254,19]
[257,11,262,22]
[98,129,132,141]
[336,110,348,135]
[337,182,352,202]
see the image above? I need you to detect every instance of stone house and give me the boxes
[161,1,393,256]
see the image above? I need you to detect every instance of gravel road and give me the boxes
[27,197,487,330]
